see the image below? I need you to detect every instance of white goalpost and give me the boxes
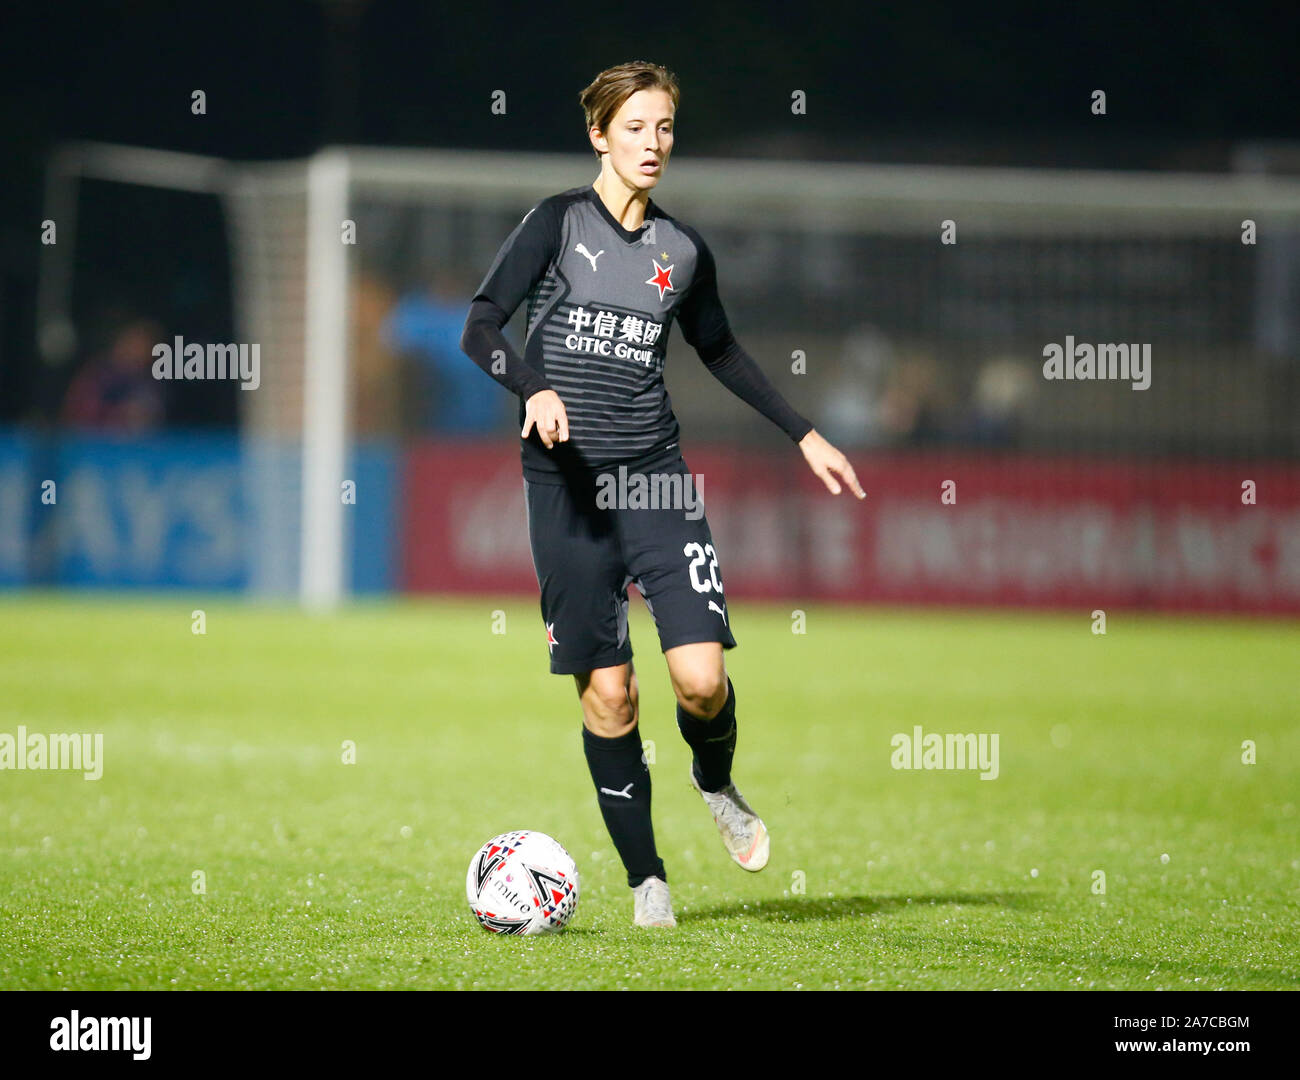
[299,150,352,611]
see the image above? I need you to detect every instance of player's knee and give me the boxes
[673,670,727,719]
[579,678,635,737]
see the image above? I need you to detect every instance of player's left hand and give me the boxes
[798,429,865,499]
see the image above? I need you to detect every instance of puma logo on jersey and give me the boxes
[575,243,605,271]
[600,782,634,799]
[708,600,728,625]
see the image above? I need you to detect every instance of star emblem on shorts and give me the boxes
[646,259,674,300]
[545,622,558,653]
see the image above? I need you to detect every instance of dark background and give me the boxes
[3,0,1299,423]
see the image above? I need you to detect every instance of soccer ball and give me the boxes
[466,830,580,935]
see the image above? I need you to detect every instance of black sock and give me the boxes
[676,676,737,793]
[581,725,666,888]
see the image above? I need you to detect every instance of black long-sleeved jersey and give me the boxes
[461,184,812,482]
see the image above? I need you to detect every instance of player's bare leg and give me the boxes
[664,641,729,719]
[666,642,770,872]
[575,661,674,926]
[575,660,638,736]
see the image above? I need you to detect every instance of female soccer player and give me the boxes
[461,61,864,927]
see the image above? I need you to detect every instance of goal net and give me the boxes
[40,144,1300,607]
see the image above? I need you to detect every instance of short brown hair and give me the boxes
[579,62,680,160]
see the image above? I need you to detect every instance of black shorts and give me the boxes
[523,459,737,675]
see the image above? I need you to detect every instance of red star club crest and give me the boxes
[545,622,558,653]
[645,259,674,300]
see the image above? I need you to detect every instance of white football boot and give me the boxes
[689,765,770,872]
[632,876,677,928]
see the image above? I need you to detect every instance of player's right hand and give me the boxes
[798,428,866,499]
[522,389,569,449]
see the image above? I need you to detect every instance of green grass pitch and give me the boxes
[1,593,1296,990]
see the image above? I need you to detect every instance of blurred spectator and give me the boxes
[819,324,895,448]
[61,316,166,432]
[382,269,502,434]
[879,353,951,446]
[959,356,1036,447]
[351,271,406,436]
